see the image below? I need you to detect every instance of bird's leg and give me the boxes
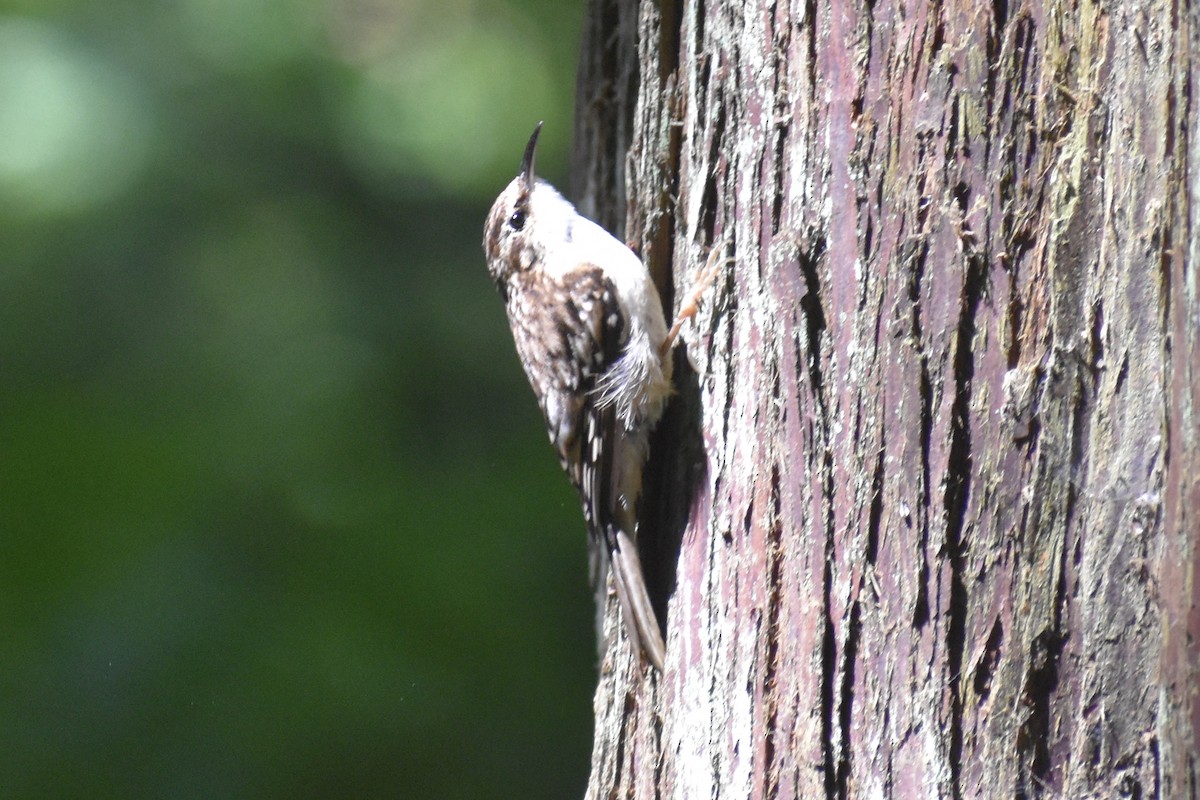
[660,240,730,358]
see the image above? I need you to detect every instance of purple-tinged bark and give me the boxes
[574,0,1198,797]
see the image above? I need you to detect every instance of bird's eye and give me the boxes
[508,209,527,231]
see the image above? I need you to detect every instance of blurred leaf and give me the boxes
[0,17,151,217]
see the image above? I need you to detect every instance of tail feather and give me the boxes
[609,527,667,671]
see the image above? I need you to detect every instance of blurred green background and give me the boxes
[0,0,600,796]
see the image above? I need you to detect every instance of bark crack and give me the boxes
[835,601,862,799]
[943,246,986,800]
[763,465,783,800]
[795,234,838,800]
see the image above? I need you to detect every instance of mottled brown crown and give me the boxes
[483,123,546,291]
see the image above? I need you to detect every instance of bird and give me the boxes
[482,122,676,670]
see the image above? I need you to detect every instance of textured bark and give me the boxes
[572,0,1198,798]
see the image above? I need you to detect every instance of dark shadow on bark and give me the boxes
[639,347,707,630]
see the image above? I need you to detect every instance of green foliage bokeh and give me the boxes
[0,1,598,796]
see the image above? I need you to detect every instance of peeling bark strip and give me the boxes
[572,0,1198,797]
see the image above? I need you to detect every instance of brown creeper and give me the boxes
[483,122,673,670]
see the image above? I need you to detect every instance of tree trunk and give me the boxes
[571,0,1198,797]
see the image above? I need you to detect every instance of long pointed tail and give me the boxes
[608,527,667,671]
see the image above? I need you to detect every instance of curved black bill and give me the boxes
[521,121,543,186]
